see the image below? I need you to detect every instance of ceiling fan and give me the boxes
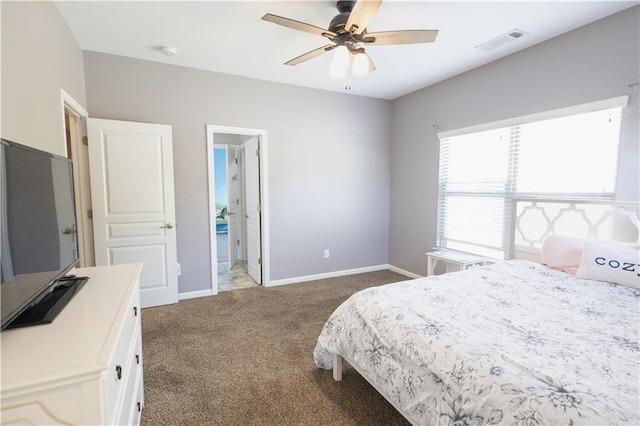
[262,0,438,79]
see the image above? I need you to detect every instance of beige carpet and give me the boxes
[140,270,412,426]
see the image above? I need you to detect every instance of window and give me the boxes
[436,97,626,259]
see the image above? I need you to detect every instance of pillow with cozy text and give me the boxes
[576,241,640,289]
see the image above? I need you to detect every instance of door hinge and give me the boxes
[258,258,262,265]
[82,136,88,146]
[237,239,240,246]
[87,209,93,219]
[235,158,238,164]
[256,148,260,157]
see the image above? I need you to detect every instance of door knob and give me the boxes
[62,227,77,235]
[161,223,174,229]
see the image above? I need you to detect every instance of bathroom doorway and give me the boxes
[213,143,253,291]
[207,126,268,293]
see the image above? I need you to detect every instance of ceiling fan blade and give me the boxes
[284,44,335,66]
[345,0,382,35]
[262,13,336,39]
[363,30,438,45]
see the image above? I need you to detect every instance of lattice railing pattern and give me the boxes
[511,198,639,258]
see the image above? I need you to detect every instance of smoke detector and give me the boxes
[161,46,178,56]
[475,29,529,52]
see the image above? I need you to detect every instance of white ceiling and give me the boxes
[54,0,638,100]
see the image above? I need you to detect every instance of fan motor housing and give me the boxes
[336,0,355,14]
[330,1,356,34]
[329,12,350,34]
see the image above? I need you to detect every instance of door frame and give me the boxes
[206,124,270,295]
[60,89,94,267]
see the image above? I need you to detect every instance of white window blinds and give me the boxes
[436,101,624,259]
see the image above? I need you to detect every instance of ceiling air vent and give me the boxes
[475,29,529,52]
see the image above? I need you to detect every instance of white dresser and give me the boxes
[1,263,144,425]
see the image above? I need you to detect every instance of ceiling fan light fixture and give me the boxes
[330,59,347,79]
[330,45,350,79]
[332,45,350,68]
[352,52,369,76]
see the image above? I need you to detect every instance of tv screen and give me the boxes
[0,139,80,328]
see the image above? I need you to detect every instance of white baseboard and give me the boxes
[388,265,423,279]
[267,264,391,287]
[178,288,214,301]
[179,265,422,298]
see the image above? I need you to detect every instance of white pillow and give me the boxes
[576,241,640,289]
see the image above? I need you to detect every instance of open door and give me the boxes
[243,136,261,284]
[227,145,239,269]
[87,118,179,308]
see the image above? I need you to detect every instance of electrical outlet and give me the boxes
[324,249,330,258]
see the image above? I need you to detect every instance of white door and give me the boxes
[243,136,261,284]
[87,118,179,308]
[227,145,239,269]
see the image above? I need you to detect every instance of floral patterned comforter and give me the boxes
[314,260,640,425]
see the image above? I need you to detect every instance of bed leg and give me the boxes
[333,354,343,381]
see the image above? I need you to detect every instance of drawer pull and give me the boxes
[136,354,140,365]
[133,306,138,316]
[116,365,122,380]
[137,402,141,412]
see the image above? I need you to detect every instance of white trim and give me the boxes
[205,124,270,294]
[206,132,218,295]
[60,89,88,157]
[60,90,93,267]
[178,289,214,301]
[438,95,629,140]
[268,264,390,287]
[388,265,422,279]
[182,265,418,297]
[61,89,88,117]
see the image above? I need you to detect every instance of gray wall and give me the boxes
[389,6,640,276]
[4,1,637,291]
[83,53,391,294]
[1,1,86,156]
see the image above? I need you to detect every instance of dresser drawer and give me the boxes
[104,288,141,423]
[119,363,144,425]
[131,375,144,426]
[118,332,143,425]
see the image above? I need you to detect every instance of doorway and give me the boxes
[213,143,252,292]
[206,125,269,295]
[61,90,94,268]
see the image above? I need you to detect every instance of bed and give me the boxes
[314,199,640,425]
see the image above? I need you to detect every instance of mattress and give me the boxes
[314,260,640,425]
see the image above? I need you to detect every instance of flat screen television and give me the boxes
[0,138,87,330]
